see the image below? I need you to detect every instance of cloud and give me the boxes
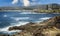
[23,0,30,6]
[12,0,18,4]
[11,0,40,6]
[30,0,41,5]
[12,0,30,6]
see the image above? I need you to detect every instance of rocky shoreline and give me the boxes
[0,16,60,36]
[9,16,60,36]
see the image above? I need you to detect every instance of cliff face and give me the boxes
[8,16,60,36]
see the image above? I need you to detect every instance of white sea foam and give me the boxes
[0,17,51,34]
[19,12,48,14]
[40,17,51,20]
[19,12,39,14]
[11,22,29,26]
[11,17,30,21]
[3,14,8,17]
[0,22,29,33]
[0,26,21,34]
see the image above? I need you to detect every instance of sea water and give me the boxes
[0,11,60,34]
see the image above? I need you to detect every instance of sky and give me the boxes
[0,0,60,7]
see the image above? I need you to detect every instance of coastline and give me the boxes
[0,16,60,36]
[7,16,60,36]
[0,10,60,14]
[0,10,60,36]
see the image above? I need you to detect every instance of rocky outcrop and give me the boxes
[8,16,60,36]
[9,22,35,31]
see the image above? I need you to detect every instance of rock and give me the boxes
[8,22,35,31]
[8,16,60,36]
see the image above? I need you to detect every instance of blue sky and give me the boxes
[0,0,60,7]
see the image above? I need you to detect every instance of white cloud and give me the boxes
[12,0,18,4]
[11,0,40,6]
[30,1,41,5]
[23,0,30,6]
[12,0,30,6]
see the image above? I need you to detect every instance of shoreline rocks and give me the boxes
[1,16,60,36]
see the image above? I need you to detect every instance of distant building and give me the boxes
[36,3,60,10]
[48,3,59,10]
[0,3,60,10]
[36,5,48,10]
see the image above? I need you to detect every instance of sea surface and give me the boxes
[0,11,60,35]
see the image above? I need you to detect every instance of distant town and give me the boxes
[0,3,60,13]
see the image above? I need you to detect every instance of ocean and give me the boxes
[0,11,60,34]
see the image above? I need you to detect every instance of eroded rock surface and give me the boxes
[8,16,60,36]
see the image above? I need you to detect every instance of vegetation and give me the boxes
[35,9,60,13]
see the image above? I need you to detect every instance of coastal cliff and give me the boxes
[3,16,60,36]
